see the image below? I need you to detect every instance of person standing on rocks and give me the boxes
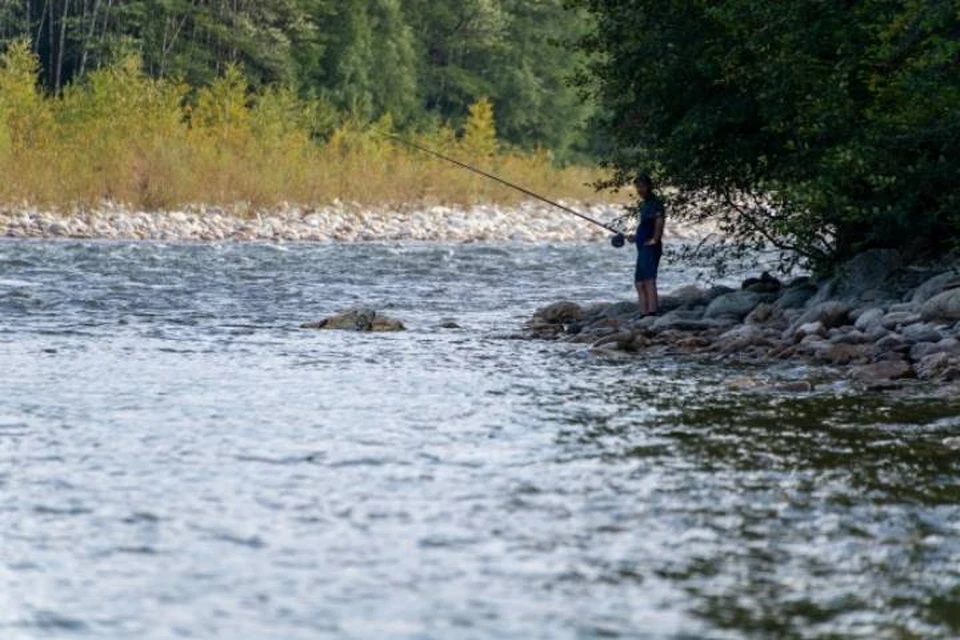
[628,173,665,314]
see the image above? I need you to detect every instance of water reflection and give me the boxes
[552,363,960,638]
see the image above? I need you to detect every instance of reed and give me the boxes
[0,44,616,213]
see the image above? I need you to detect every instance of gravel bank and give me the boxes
[0,201,716,244]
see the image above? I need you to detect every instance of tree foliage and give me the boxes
[574,0,960,268]
[0,0,596,160]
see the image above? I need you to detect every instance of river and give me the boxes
[1,240,958,639]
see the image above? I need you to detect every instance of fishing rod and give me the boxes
[375,130,628,245]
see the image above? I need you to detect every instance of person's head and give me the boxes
[633,173,654,199]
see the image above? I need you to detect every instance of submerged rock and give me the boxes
[301,308,406,332]
[850,360,913,383]
[915,353,960,382]
[533,301,584,324]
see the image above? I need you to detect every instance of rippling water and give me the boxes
[1,239,959,639]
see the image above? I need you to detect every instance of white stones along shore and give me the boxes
[0,201,704,244]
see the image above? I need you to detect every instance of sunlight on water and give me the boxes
[1,240,958,638]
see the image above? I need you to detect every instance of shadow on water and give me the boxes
[551,360,960,638]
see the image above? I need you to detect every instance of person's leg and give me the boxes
[635,281,646,308]
[641,279,659,314]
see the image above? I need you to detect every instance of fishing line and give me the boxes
[374,130,624,238]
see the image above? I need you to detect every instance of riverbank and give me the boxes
[0,202,709,244]
[526,249,960,394]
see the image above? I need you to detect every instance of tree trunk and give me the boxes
[79,0,102,77]
[54,0,70,93]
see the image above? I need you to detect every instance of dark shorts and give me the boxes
[635,244,663,282]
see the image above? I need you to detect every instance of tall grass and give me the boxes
[0,42,612,213]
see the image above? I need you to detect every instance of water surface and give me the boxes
[1,240,958,639]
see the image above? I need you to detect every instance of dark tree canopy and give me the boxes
[574,0,960,269]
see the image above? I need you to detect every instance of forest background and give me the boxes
[0,0,604,209]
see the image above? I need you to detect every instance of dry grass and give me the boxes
[0,44,616,213]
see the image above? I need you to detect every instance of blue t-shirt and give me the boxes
[635,197,664,247]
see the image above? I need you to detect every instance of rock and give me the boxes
[910,271,960,305]
[775,284,818,309]
[920,289,960,323]
[715,324,769,350]
[591,330,635,351]
[787,302,852,339]
[795,321,827,340]
[810,249,903,305]
[600,301,642,320]
[704,291,764,320]
[744,303,787,328]
[47,221,68,236]
[901,323,942,344]
[909,338,960,362]
[854,308,885,333]
[301,308,405,332]
[829,329,873,345]
[726,376,761,390]
[915,353,960,382]
[652,312,731,333]
[815,343,865,365]
[850,359,912,382]
[881,311,922,330]
[661,285,714,309]
[943,437,960,450]
[887,302,916,313]
[533,301,584,324]
[875,333,909,353]
[742,271,782,294]
[439,319,461,329]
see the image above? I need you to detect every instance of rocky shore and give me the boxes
[527,249,960,391]
[0,201,689,244]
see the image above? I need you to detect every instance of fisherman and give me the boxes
[627,173,664,314]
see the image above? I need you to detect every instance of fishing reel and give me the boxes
[611,233,626,248]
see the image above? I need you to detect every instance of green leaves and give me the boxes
[575,0,960,269]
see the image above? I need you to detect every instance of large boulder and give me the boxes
[809,249,903,305]
[704,291,765,320]
[910,271,960,305]
[920,289,960,323]
[775,283,818,309]
[302,308,406,332]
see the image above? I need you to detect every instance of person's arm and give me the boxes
[645,212,665,245]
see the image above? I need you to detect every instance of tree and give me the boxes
[574,0,960,269]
